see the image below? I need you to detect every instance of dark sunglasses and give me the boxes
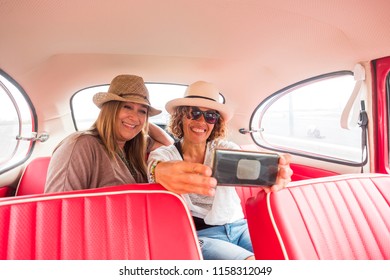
[189,107,220,124]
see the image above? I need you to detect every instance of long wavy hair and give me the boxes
[86,101,148,182]
[167,106,227,141]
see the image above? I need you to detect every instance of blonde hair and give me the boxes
[87,101,148,182]
[167,106,227,141]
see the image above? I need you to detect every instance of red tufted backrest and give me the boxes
[0,186,9,197]
[0,184,202,260]
[235,186,263,217]
[15,157,51,196]
[245,173,390,260]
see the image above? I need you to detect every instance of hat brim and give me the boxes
[165,97,233,122]
[93,92,161,116]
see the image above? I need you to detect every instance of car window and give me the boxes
[71,83,187,131]
[71,83,225,131]
[0,71,36,174]
[251,72,365,164]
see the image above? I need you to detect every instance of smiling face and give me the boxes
[115,101,148,147]
[182,106,216,145]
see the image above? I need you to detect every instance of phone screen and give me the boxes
[211,149,279,187]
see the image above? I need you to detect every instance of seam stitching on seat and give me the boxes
[293,185,321,259]
[355,178,387,259]
[267,192,289,260]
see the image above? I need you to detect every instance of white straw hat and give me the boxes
[165,81,233,121]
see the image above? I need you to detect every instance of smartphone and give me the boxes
[211,148,279,187]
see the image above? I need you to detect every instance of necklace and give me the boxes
[117,151,138,180]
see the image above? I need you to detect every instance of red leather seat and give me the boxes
[15,157,51,196]
[0,184,202,260]
[245,173,390,260]
[235,186,263,217]
[0,186,9,197]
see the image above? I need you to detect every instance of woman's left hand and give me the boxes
[263,153,293,193]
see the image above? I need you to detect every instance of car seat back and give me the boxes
[246,174,390,259]
[0,184,202,260]
[15,157,51,196]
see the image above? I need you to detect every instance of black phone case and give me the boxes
[211,148,279,187]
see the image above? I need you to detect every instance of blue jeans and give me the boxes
[197,219,254,260]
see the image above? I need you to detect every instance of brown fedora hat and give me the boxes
[93,74,161,116]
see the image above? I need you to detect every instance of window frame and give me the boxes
[386,72,390,168]
[249,70,367,167]
[0,69,37,174]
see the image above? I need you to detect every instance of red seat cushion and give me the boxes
[0,184,202,260]
[0,186,9,197]
[246,173,390,260]
[235,186,263,217]
[16,157,51,196]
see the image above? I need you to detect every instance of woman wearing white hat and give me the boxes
[147,81,292,260]
[45,74,173,193]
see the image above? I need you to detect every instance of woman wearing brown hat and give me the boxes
[45,74,173,193]
[147,81,293,260]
